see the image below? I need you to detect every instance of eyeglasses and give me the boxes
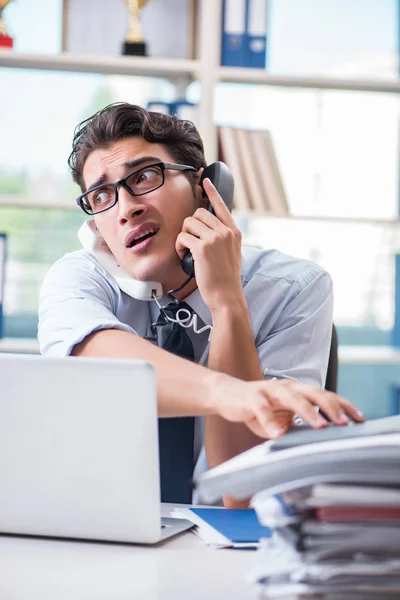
[76,161,197,216]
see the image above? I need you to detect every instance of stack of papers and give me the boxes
[171,506,272,548]
[194,415,400,598]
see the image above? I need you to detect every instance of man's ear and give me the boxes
[194,167,208,209]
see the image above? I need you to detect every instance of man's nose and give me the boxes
[117,185,149,222]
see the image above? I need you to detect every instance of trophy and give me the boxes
[122,0,148,56]
[0,0,13,49]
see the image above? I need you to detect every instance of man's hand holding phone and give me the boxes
[175,177,245,312]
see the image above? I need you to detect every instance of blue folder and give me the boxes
[221,0,247,67]
[189,507,271,544]
[246,0,268,68]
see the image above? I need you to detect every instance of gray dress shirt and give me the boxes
[38,245,333,501]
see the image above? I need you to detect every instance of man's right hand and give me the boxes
[212,374,365,439]
[73,329,364,438]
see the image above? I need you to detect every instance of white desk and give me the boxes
[0,505,257,600]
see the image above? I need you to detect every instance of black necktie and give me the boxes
[157,301,195,503]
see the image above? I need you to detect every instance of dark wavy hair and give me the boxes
[68,102,207,192]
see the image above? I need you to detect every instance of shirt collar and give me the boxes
[181,288,212,325]
[150,287,212,326]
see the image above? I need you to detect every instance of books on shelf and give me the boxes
[221,0,268,69]
[251,129,290,215]
[218,126,289,215]
[234,128,269,212]
[218,126,250,212]
[0,233,6,339]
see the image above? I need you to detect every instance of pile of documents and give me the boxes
[195,415,400,599]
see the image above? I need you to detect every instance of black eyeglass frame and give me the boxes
[76,161,198,215]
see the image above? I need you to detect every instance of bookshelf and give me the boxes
[217,67,400,94]
[1,1,400,179]
[1,0,400,365]
[1,0,400,165]
[234,212,400,226]
[3,51,400,95]
[0,50,200,79]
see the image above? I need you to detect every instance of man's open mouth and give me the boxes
[127,229,157,247]
[125,225,160,249]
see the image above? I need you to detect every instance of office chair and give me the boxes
[325,324,338,393]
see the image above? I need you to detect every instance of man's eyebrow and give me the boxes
[86,173,107,191]
[86,156,161,191]
[123,156,161,170]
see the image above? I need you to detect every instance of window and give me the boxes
[1,206,84,337]
[0,68,174,337]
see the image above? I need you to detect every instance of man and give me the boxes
[38,103,364,506]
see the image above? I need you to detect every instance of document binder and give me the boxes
[271,414,400,451]
[247,0,268,68]
[221,0,247,67]
[195,416,400,503]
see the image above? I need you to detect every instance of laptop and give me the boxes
[0,353,193,544]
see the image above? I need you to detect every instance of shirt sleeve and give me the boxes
[38,252,137,357]
[251,270,333,387]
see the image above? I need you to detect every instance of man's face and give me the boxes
[82,136,202,286]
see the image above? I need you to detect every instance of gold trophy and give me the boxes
[122,0,148,56]
[0,0,13,49]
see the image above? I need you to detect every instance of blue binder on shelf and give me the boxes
[246,0,268,68]
[221,0,247,67]
[0,233,7,339]
[221,0,268,69]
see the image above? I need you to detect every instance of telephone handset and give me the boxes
[181,161,234,277]
[78,219,163,300]
[77,161,234,301]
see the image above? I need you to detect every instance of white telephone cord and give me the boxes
[152,291,213,342]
